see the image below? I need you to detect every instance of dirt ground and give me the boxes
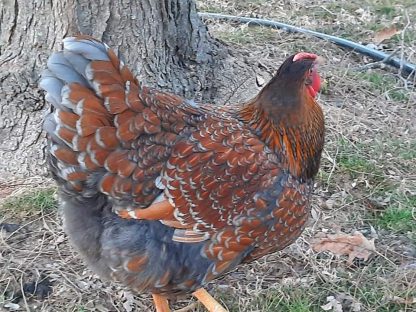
[1,0,415,311]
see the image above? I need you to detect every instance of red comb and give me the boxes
[293,52,318,62]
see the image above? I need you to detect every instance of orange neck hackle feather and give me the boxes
[240,83,325,181]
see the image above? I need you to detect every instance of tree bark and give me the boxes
[0,0,219,179]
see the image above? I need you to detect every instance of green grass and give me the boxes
[388,89,409,102]
[316,168,332,188]
[371,138,416,168]
[395,142,416,160]
[1,188,57,215]
[378,207,414,232]
[358,72,409,102]
[361,72,392,87]
[390,30,416,45]
[352,286,411,312]
[358,138,416,239]
[251,291,314,312]
[273,296,313,312]
[376,194,416,234]
[217,288,320,312]
[336,137,416,240]
[338,153,377,176]
[336,139,384,181]
[217,276,415,312]
[376,5,397,17]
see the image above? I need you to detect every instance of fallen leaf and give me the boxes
[4,303,20,311]
[373,26,400,44]
[321,296,343,312]
[311,207,320,221]
[336,293,362,311]
[256,75,265,87]
[324,198,336,210]
[76,280,89,290]
[94,304,110,312]
[55,235,66,244]
[391,296,416,305]
[312,231,376,265]
[122,290,135,312]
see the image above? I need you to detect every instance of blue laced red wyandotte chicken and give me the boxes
[39,36,325,312]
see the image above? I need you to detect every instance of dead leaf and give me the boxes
[94,304,110,312]
[373,26,400,44]
[122,290,135,312]
[4,303,20,311]
[321,296,343,312]
[311,206,320,221]
[256,75,265,87]
[312,231,376,265]
[324,198,336,210]
[391,296,416,305]
[336,293,362,311]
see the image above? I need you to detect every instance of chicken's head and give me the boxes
[292,52,322,98]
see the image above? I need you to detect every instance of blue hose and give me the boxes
[199,12,416,77]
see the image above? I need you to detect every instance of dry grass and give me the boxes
[1,0,415,311]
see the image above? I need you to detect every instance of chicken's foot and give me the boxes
[192,288,227,312]
[153,293,170,312]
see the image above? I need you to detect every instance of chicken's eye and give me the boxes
[305,69,314,85]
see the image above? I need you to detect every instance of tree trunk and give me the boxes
[0,0,218,179]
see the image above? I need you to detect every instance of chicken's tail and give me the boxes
[40,36,145,195]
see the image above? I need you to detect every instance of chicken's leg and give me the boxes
[192,288,227,312]
[117,200,174,220]
[152,293,170,312]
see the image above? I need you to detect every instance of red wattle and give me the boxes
[307,85,317,97]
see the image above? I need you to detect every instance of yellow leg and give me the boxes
[192,288,227,312]
[152,293,170,312]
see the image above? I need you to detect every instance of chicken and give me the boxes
[40,36,325,312]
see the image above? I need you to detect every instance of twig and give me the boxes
[356,47,400,71]
[322,146,338,192]
[19,272,31,312]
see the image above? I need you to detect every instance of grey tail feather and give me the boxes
[39,37,113,197]
[40,37,112,102]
